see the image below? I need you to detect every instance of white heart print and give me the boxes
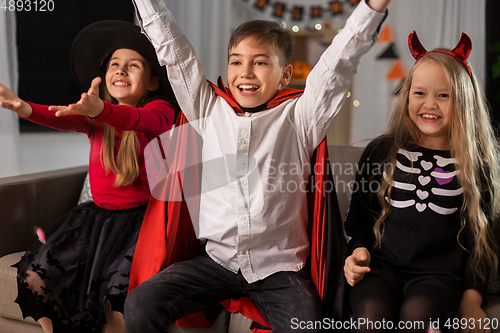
[421,160,433,171]
[418,176,431,186]
[416,203,427,212]
[417,190,428,200]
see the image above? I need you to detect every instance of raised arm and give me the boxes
[131,0,212,125]
[367,0,391,12]
[294,0,389,150]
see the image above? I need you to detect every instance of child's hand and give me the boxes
[49,77,104,118]
[455,289,490,333]
[0,83,32,117]
[367,0,391,12]
[344,247,371,287]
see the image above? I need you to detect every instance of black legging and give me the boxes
[349,274,456,332]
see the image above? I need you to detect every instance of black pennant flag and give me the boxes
[377,43,399,59]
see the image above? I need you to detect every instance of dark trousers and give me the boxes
[124,254,323,332]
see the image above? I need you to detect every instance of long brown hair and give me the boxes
[375,52,500,282]
[100,55,161,187]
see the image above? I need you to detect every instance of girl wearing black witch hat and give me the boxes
[0,20,178,332]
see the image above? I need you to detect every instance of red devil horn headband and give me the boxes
[408,30,472,76]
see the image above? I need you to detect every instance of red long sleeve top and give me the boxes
[23,99,175,210]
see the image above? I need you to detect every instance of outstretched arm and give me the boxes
[1,83,93,133]
[132,0,212,128]
[0,83,32,118]
[367,0,391,12]
[49,77,104,118]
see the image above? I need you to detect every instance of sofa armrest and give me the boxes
[0,166,88,258]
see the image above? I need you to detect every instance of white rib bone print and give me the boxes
[387,149,462,215]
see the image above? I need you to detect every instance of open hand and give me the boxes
[344,247,371,287]
[49,77,104,118]
[0,83,32,117]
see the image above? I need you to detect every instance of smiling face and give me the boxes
[408,60,452,150]
[105,48,159,107]
[227,37,292,108]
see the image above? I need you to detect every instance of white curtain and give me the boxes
[349,0,486,146]
[163,0,232,83]
[0,11,21,177]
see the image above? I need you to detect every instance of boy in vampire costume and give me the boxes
[125,0,390,331]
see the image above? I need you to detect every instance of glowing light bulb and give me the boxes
[353,100,360,107]
[292,25,300,33]
[315,24,322,31]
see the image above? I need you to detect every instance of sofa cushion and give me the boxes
[0,252,38,325]
[227,313,253,333]
[483,295,500,333]
[0,252,238,332]
[77,173,93,205]
[0,316,43,333]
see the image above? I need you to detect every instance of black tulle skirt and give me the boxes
[15,201,147,332]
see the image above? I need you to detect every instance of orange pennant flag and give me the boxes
[378,25,394,43]
[386,60,406,80]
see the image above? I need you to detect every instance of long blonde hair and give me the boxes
[100,59,161,187]
[374,52,500,282]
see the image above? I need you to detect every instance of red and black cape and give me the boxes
[129,79,346,331]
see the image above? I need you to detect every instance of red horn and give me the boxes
[408,30,427,61]
[451,32,472,62]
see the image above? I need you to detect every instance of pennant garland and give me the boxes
[292,6,304,21]
[242,0,359,23]
[378,25,394,43]
[374,24,406,93]
[241,1,407,94]
[254,0,269,11]
[329,1,343,15]
[273,2,286,18]
[311,6,323,18]
[377,43,399,59]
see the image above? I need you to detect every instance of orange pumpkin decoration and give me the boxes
[291,60,312,80]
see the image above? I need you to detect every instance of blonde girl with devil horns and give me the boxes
[0,21,178,332]
[343,31,500,332]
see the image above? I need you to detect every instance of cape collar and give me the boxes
[210,76,304,114]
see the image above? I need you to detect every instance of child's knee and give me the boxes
[124,284,149,315]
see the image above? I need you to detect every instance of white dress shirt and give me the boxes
[133,0,386,283]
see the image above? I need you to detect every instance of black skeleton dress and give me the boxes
[344,138,489,308]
